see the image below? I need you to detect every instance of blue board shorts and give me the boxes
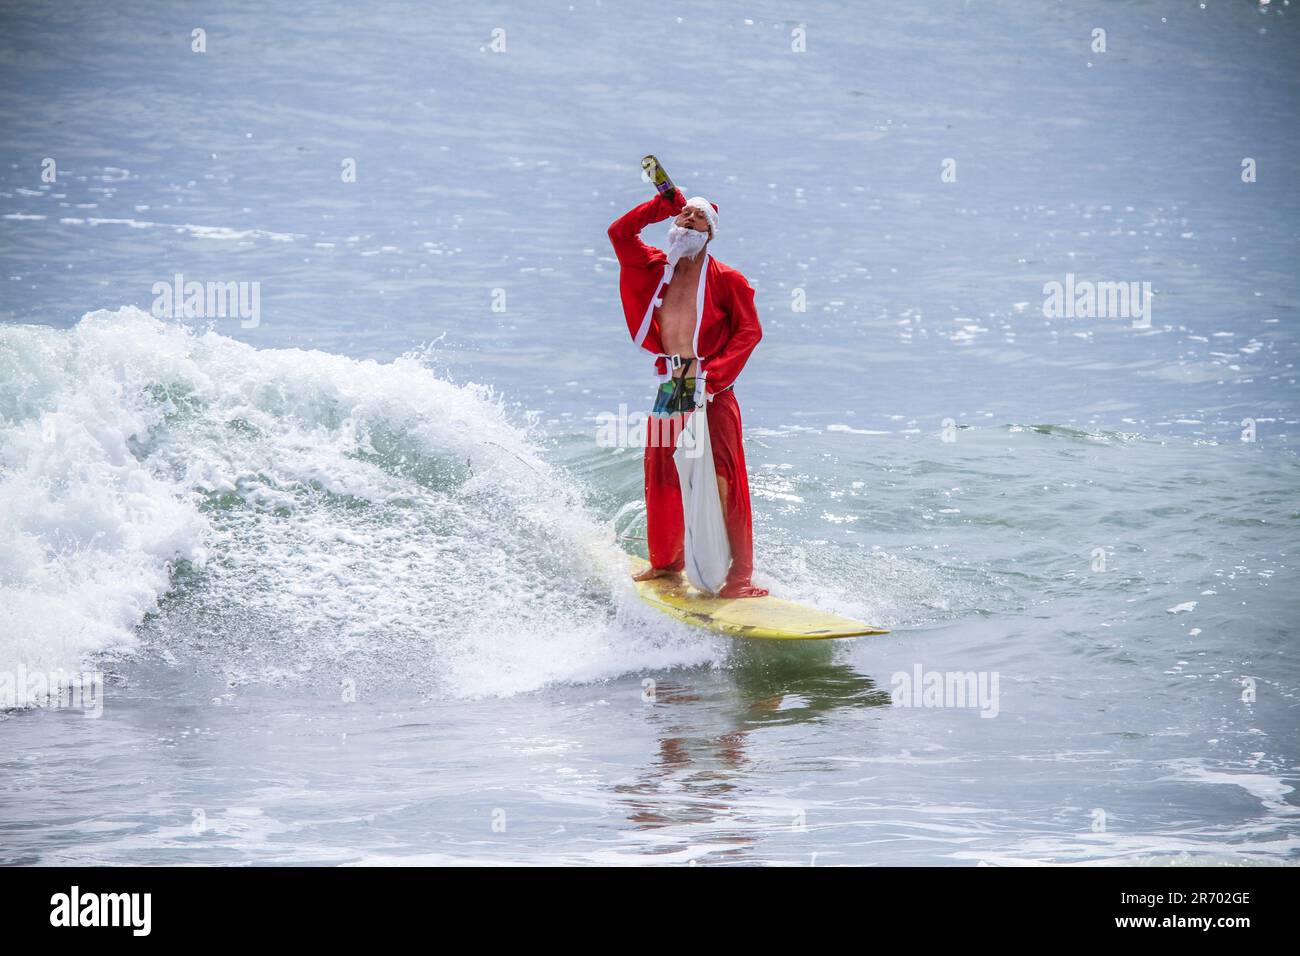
[651,377,697,418]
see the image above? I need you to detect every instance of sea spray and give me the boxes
[0,308,718,707]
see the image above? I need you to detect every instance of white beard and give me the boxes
[665,224,708,268]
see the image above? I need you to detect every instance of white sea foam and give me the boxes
[0,308,716,708]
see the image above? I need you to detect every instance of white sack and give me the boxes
[674,400,732,594]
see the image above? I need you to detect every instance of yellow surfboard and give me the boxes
[629,556,889,641]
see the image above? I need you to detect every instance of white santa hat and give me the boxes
[685,196,719,236]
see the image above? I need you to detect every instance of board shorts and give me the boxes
[651,376,698,418]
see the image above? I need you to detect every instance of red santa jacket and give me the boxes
[607,191,762,397]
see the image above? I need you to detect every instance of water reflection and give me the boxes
[612,646,890,859]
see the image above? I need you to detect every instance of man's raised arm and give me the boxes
[607,189,687,269]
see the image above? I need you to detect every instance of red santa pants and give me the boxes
[644,386,759,592]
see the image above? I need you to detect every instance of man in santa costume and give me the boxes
[608,185,768,598]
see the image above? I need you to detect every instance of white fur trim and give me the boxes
[692,254,708,360]
[633,264,671,350]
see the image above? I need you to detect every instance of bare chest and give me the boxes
[656,268,701,355]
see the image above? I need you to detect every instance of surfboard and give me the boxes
[629,556,889,641]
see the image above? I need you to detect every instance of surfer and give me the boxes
[608,182,768,598]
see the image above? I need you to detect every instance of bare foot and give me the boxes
[633,566,682,583]
[719,582,769,599]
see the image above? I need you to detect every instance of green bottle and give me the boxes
[641,155,677,199]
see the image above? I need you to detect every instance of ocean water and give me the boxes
[1,0,1297,865]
